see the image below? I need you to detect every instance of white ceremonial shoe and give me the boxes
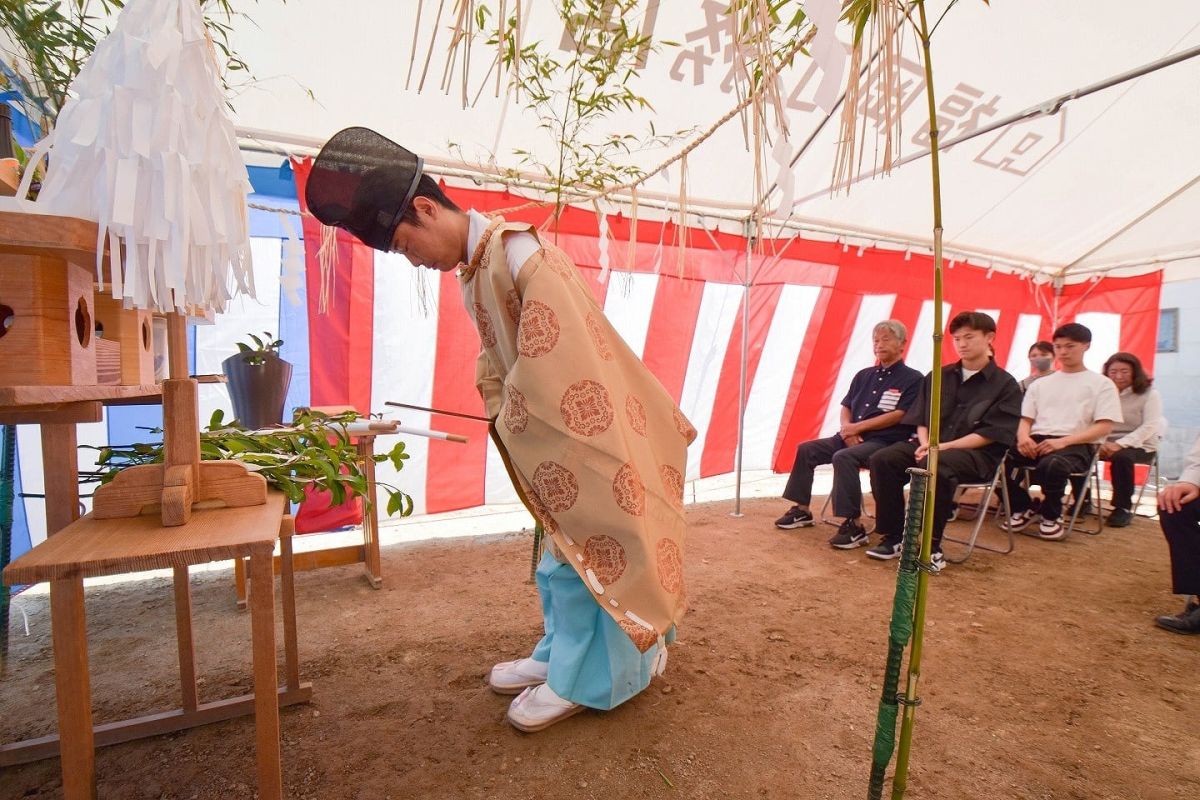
[505,683,584,733]
[488,657,549,695]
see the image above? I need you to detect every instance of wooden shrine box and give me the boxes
[0,254,97,387]
[93,293,155,385]
[0,210,112,387]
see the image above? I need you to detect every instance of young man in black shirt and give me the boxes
[866,311,1022,572]
[775,320,922,548]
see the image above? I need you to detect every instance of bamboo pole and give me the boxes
[890,2,944,797]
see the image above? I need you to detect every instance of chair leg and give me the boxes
[944,467,1014,562]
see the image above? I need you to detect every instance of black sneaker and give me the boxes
[866,541,903,560]
[1106,508,1133,528]
[928,550,946,574]
[829,519,868,549]
[775,505,814,529]
[1154,603,1200,635]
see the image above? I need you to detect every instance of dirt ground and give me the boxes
[2,496,1198,800]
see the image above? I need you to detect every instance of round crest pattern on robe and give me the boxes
[625,395,647,436]
[544,248,575,279]
[656,538,683,594]
[525,489,559,535]
[660,464,684,510]
[612,462,646,517]
[586,313,614,361]
[583,534,628,585]
[517,299,560,357]
[560,379,614,436]
[673,406,696,440]
[532,461,579,512]
[505,289,522,325]
[473,303,497,348]
[618,619,658,652]
[503,385,528,434]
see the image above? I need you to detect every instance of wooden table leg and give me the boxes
[40,423,80,536]
[358,438,383,589]
[173,565,199,711]
[248,547,282,799]
[279,517,300,691]
[50,577,95,800]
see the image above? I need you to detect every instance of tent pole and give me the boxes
[731,219,754,518]
[789,42,1200,207]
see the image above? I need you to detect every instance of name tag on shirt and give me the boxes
[878,388,902,412]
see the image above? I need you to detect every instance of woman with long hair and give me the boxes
[1100,352,1164,527]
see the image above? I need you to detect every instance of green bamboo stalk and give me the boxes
[0,424,16,675]
[867,467,930,799]
[890,2,944,797]
[529,522,545,583]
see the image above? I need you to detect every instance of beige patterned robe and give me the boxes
[459,219,695,651]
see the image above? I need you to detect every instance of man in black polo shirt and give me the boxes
[775,320,923,547]
[866,311,1022,571]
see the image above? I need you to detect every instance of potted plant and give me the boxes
[222,331,293,430]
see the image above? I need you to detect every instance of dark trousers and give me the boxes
[1106,447,1155,510]
[783,434,888,519]
[1160,497,1200,596]
[869,441,997,550]
[1003,437,1093,521]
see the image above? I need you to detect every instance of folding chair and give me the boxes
[943,455,1013,563]
[1064,445,1104,537]
[818,467,874,527]
[1133,451,1162,519]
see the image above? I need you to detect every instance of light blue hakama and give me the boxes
[529,550,674,711]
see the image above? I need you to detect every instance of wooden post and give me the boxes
[40,423,79,536]
[248,547,282,799]
[166,312,188,381]
[279,516,300,691]
[173,565,199,712]
[50,577,95,799]
[358,437,383,588]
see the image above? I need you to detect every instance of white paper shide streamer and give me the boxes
[34,0,254,313]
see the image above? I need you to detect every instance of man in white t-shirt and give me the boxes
[1002,323,1122,540]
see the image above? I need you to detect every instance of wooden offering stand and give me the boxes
[91,314,268,526]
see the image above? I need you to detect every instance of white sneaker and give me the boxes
[506,683,584,732]
[488,657,548,695]
[1037,517,1066,541]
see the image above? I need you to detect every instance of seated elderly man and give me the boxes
[775,320,922,548]
[1002,323,1122,540]
[866,312,1022,570]
[1155,433,1200,634]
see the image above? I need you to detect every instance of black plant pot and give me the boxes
[222,352,293,430]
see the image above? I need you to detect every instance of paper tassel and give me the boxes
[278,211,305,307]
[30,0,254,314]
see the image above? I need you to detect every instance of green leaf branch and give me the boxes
[83,408,414,519]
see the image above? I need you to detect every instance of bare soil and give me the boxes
[2,498,1198,799]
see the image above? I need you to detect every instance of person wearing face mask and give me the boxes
[866,312,1022,571]
[1097,352,1164,527]
[304,128,695,732]
[1020,341,1055,391]
[775,320,923,550]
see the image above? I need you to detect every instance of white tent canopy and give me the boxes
[224,0,1200,282]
